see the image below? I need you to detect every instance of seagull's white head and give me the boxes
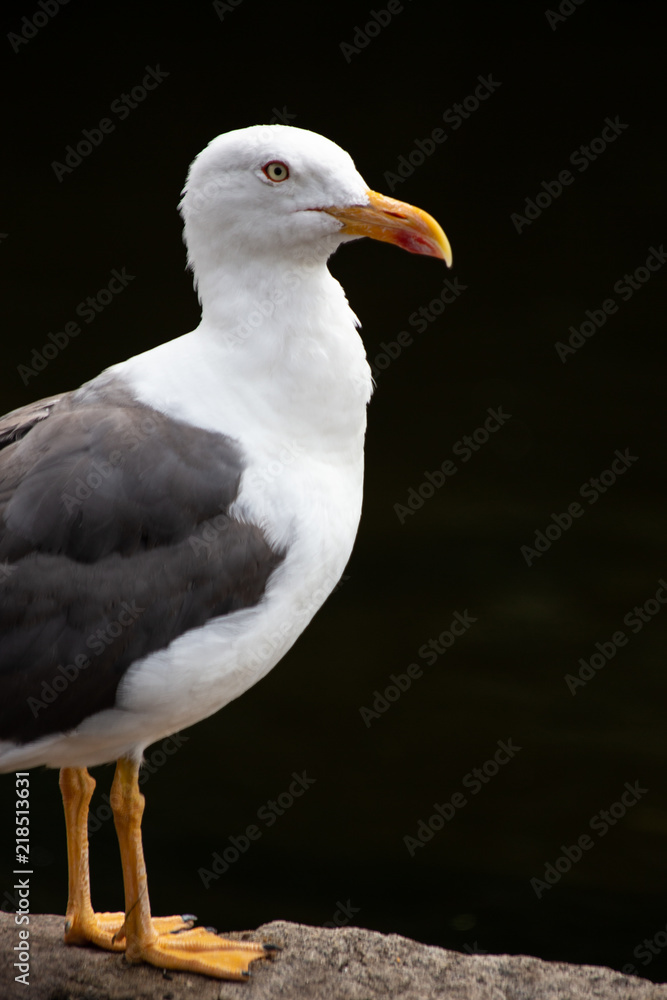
[179,125,451,288]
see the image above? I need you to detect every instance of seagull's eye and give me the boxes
[262,161,290,182]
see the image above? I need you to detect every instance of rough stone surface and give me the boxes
[2,914,667,1000]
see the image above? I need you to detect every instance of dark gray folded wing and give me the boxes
[0,384,284,744]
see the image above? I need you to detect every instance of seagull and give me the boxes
[0,125,451,980]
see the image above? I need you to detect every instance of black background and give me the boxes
[1,0,666,984]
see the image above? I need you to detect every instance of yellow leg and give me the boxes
[59,766,193,950]
[110,757,273,979]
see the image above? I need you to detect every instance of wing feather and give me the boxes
[0,383,284,743]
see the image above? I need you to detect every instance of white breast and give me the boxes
[9,265,373,769]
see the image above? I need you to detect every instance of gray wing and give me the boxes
[0,384,284,744]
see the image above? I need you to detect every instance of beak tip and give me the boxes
[432,224,453,269]
[325,190,453,268]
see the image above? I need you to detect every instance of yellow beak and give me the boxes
[323,190,452,267]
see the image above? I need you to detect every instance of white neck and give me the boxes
[109,257,372,463]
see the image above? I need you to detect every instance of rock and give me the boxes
[1,913,666,1000]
